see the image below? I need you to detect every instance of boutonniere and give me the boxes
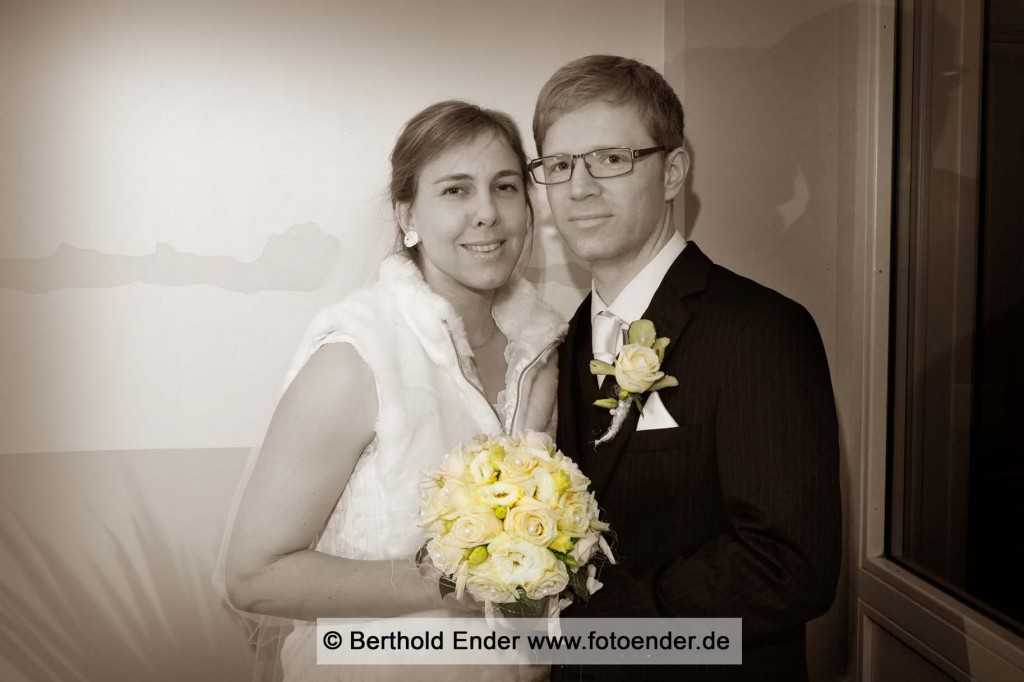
[590,319,678,446]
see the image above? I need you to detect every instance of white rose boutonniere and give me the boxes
[589,319,678,446]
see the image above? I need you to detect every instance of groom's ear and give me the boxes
[663,147,690,202]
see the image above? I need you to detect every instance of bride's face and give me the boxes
[400,132,528,296]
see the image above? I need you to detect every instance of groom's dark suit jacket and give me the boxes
[552,243,841,682]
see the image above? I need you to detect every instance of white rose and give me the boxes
[614,343,664,393]
[465,561,518,604]
[446,505,502,548]
[551,453,590,490]
[426,537,465,575]
[487,533,556,587]
[468,449,498,484]
[514,476,538,502]
[523,560,569,600]
[439,441,476,480]
[585,492,609,531]
[532,467,564,507]
[437,478,476,512]
[520,431,556,461]
[570,533,599,564]
[504,499,559,546]
[557,492,592,537]
[477,482,523,507]
[495,449,539,480]
[420,486,446,533]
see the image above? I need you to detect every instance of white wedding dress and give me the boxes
[216,253,566,682]
[277,435,540,682]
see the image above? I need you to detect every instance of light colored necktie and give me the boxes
[591,310,625,387]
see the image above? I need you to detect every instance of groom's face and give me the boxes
[542,101,671,266]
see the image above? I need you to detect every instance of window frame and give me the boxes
[855,0,1024,678]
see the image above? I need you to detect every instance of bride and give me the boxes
[219,100,565,681]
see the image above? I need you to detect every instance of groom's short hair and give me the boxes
[533,54,685,156]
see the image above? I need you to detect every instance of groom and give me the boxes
[534,56,842,681]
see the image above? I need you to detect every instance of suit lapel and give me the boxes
[557,294,590,464]
[639,242,711,368]
[585,242,714,499]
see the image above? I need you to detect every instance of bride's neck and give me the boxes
[448,290,496,346]
[420,264,496,347]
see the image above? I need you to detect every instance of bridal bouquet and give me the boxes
[419,431,614,615]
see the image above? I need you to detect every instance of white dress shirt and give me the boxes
[590,231,685,430]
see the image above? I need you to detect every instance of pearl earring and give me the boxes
[403,230,420,248]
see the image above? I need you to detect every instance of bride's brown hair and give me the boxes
[388,100,534,252]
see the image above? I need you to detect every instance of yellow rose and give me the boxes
[504,500,559,546]
[487,444,506,468]
[523,561,569,599]
[446,505,502,548]
[614,343,665,393]
[549,534,574,553]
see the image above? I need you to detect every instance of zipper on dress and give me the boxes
[508,342,557,433]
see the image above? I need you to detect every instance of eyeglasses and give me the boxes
[527,146,666,185]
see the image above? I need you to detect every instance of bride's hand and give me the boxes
[416,557,484,614]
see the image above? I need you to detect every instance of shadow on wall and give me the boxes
[0,223,342,294]
[667,5,850,322]
[664,3,874,680]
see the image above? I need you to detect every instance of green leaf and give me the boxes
[438,575,456,600]
[589,359,616,376]
[627,319,657,347]
[652,337,670,362]
[551,550,579,568]
[649,375,679,392]
[415,544,429,566]
[593,398,619,409]
[631,393,645,413]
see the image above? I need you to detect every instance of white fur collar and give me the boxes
[379,251,566,367]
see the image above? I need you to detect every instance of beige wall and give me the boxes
[0,0,663,455]
[0,1,869,678]
[0,4,665,679]
[665,2,859,679]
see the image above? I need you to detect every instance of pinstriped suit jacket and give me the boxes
[553,242,842,682]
